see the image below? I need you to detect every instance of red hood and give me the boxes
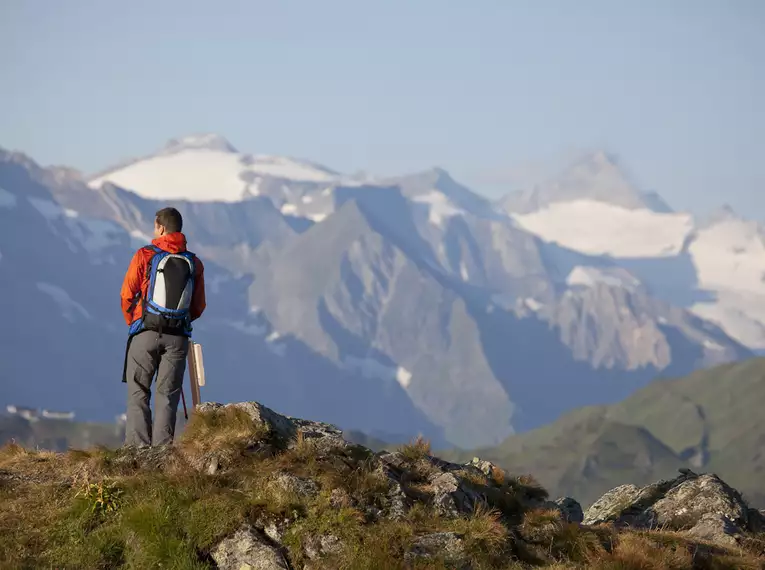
[152,232,188,253]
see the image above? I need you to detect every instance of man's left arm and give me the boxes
[190,257,206,321]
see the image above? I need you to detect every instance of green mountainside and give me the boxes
[443,357,765,508]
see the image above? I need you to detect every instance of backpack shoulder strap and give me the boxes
[143,245,165,279]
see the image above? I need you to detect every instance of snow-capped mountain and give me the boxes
[1,136,760,449]
[89,134,344,203]
[495,156,765,350]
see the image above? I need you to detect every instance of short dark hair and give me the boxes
[155,207,183,233]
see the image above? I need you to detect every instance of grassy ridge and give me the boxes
[1,406,764,569]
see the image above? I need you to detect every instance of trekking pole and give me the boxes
[180,388,188,421]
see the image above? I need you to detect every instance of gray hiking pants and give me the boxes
[124,331,189,447]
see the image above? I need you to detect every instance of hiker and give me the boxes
[119,207,206,447]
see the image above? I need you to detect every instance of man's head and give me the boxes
[154,207,183,238]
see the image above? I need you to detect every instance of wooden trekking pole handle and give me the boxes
[187,340,201,408]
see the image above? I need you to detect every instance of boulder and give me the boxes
[649,473,748,530]
[583,470,755,548]
[211,525,290,570]
[553,497,584,523]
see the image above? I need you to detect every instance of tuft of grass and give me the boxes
[75,477,124,514]
[453,505,510,552]
[489,465,507,486]
[283,429,323,466]
[179,406,269,468]
[321,458,391,506]
[516,508,607,565]
[587,531,693,570]
[399,436,432,463]
[0,442,28,463]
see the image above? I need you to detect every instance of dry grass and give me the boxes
[2,426,764,570]
[458,467,492,488]
[590,532,694,569]
[516,508,607,565]
[511,474,550,502]
[450,504,510,552]
[399,435,432,462]
[178,406,269,463]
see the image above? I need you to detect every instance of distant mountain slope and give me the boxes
[444,357,765,508]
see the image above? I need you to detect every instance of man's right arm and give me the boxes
[120,249,144,325]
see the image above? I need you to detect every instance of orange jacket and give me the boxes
[120,232,206,326]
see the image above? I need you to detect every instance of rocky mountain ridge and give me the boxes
[1,400,763,569]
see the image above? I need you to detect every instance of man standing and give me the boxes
[120,207,206,447]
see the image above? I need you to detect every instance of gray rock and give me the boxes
[583,484,642,525]
[304,533,343,560]
[648,474,749,531]
[553,497,584,523]
[261,521,286,544]
[466,457,506,481]
[405,532,469,568]
[274,472,320,499]
[430,472,479,517]
[385,476,409,521]
[211,525,289,570]
[686,513,742,547]
[376,450,410,472]
[583,471,753,548]
[113,444,175,471]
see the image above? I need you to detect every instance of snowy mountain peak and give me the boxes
[500,150,673,214]
[162,133,238,154]
[545,150,669,210]
[87,135,341,202]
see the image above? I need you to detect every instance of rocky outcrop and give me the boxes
[583,469,759,547]
[165,402,763,564]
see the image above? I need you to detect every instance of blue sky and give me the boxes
[1,0,763,216]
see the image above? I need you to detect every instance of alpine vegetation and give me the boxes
[1,401,763,569]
